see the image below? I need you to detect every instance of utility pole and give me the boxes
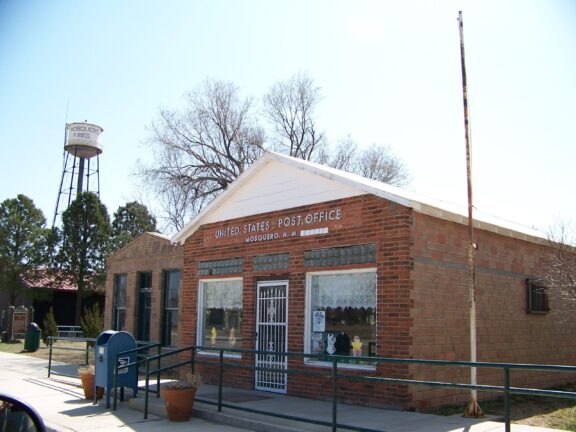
[458,10,484,418]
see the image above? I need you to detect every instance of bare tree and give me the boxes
[327,135,359,171]
[264,72,326,161]
[543,221,576,307]
[138,76,411,233]
[138,79,265,228]
[326,138,411,187]
[357,144,411,186]
[160,184,208,233]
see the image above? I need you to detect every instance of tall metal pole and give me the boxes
[77,156,85,194]
[52,125,69,228]
[458,10,484,418]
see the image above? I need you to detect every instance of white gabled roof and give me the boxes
[172,151,545,244]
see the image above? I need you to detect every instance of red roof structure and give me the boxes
[20,269,104,293]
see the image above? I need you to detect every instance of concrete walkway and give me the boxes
[0,351,566,432]
[0,351,250,432]
[134,384,567,432]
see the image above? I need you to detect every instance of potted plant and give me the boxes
[162,369,202,421]
[77,365,104,400]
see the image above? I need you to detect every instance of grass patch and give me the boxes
[0,340,26,354]
[0,339,93,365]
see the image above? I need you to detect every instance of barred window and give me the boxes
[526,279,549,313]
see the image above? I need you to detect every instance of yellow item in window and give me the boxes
[211,326,217,345]
[352,336,362,357]
[229,328,237,346]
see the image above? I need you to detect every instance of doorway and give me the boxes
[255,281,288,393]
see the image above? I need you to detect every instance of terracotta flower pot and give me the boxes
[79,373,104,400]
[162,387,197,421]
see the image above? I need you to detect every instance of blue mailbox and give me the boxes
[95,330,138,408]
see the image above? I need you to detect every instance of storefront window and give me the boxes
[113,274,127,331]
[163,270,180,347]
[306,270,376,365]
[198,279,243,353]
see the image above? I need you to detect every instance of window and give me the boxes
[113,274,127,331]
[198,278,243,353]
[306,269,376,366]
[526,279,549,313]
[163,270,180,347]
[137,272,152,341]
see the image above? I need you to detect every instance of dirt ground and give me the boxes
[426,388,576,431]
[496,394,576,431]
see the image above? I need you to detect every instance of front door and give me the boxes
[255,281,288,393]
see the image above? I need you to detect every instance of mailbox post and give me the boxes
[95,330,138,408]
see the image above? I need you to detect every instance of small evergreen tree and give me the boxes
[42,307,58,345]
[80,303,104,339]
[111,201,157,251]
[0,194,53,305]
[58,192,111,324]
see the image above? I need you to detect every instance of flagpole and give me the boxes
[458,10,484,418]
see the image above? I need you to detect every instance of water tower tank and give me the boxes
[65,122,103,158]
[52,121,104,227]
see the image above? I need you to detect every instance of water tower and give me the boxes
[52,122,103,227]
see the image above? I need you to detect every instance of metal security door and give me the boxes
[255,281,288,393]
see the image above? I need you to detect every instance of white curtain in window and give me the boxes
[312,272,376,309]
[203,280,243,309]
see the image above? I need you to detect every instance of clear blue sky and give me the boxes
[1,0,574,234]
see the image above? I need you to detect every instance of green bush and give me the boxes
[42,307,58,345]
[80,303,103,340]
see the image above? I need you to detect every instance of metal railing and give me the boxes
[111,344,194,413]
[57,325,83,338]
[46,336,161,382]
[126,345,576,432]
[111,342,162,410]
[47,336,96,377]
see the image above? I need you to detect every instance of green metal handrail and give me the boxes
[47,336,96,378]
[111,342,162,410]
[138,345,576,432]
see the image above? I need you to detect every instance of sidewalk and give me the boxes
[0,351,566,432]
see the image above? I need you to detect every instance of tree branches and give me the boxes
[327,137,411,186]
[138,74,411,233]
[264,72,325,161]
[544,221,576,307]
[139,79,264,228]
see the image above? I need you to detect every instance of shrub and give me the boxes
[42,307,58,345]
[80,303,103,340]
[77,364,95,375]
[165,368,203,390]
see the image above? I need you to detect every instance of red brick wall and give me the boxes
[180,195,575,410]
[181,195,414,408]
[104,234,183,343]
[409,212,576,409]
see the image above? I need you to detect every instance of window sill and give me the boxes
[304,358,376,371]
